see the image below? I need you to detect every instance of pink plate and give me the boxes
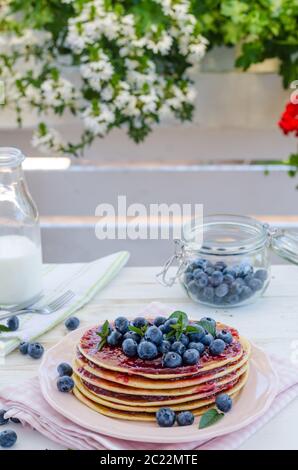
[39,327,278,444]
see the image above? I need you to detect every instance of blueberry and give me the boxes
[200,317,216,328]
[27,342,44,359]
[188,325,205,342]
[215,393,232,413]
[19,341,29,355]
[7,315,19,331]
[214,261,227,272]
[217,329,233,344]
[177,411,194,426]
[183,348,200,365]
[170,341,186,355]
[114,316,129,334]
[57,375,74,393]
[144,325,163,345]
[65,316,80,331]
[247,278,263,292]
[162,351,182,368]
[223,274,234,286]
[158,340,171,354]
[210,271,224,287]
[107,329,122,346]
[239,262,253,278]
[0,429,17,448]
[180,333,189,347]
[200,286,214,302]
[226,294,240,305]
[209,339,226,356]
[215,283,229,298]
[223,268,237,278]
[156,407,176,427]
[231,278,245,295]
[10,418,21,424]
[240,286,253,300]
[254,269,268,282]
[57,362,73,377]
[123,330,141,343]
[184,272,193,284]
[0,410,9,426]
[137,341,158,360]
[133,317,148,329]
[193,268,203,280]
[201,333,213,346]
[163,318,178,334]
[197,273,209,287]
[153,316,167,327]
[122,338,138,357]
[188,342,205,354]
[204,266,215,276]
[187,280,201,296]
[191,259,206,270]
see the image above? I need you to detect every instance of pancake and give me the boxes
[73,370,248,420]
[74,346,249,391]
[73,360,248,400]
[73,365,248,408]
[78,322,249,379]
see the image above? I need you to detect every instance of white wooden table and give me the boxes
[1,265,298,450]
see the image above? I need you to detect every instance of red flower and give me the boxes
[278,102,298,137]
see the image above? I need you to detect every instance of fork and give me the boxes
[0,290,75,321]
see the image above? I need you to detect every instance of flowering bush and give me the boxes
[0,0,207,156]
[279,102,298,137]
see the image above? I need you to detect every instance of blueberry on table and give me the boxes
[57,362,73,377]
[156,407,176,427]
[0,429,17,448]
[7,315,19,331]
[210,271,224,287]
[122,338,138,357]
[183,349,200,366]
[144,325,163,345]
[215,393,233,413]
[19,341,29,355]
[132,317,147,329]
[137,341,158,360]
[57,376,75,393]
[27,342,44,359]
[158,340,171,354]
[254,269,268,282]
[177,411,195,426]
[65,316,80,331]
[217,329,233,345]
[123,330,141,343]
[114,316,129,334]
[0,409,9,426]
[153,316,167,327]
[170,341,186,356]
[188,342,205,354]
[209,339,226,356]
[107,329,122,346]
[162,351,182,368]
[201,333,213,346]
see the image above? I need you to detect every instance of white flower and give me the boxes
[80,57,114,91]
[40,77,76,108]
[82,103,115,135]
[32,126,63,153]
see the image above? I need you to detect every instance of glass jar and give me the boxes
[158,214,298,308]
[0,147,43,306]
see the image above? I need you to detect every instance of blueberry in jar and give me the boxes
[170,341,186,356]
[144,325,163,345]
[107,330,122,346]
[57,376,75,393]
[183,348,200,365]
[65,316,80,331]
[187,280,201,297]
[240,286,253,300]
[188,342,205,354]
[184,272,193,284]
[247,278,263,292]
[197,273,209,288]
[177,411,195,426]
[122,338,138,357]
[7,315,19,331]
[0,429,17,448]
[215,393,232,413]
[210,271,224,287]
[162,351,183,368]
[223,274,234,285]
[209,339,226,356]
[156,408,176,427]
[57,362,73,377]
[239,262,253,278]
[137,341,158,360]
[200,286,214,302]
[214,261,227,272]
[254,269,268,282]
[217,329,233,344]
[215,283,229,298]
[193,268,203,280]
[114,316,129,334]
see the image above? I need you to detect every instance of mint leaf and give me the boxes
[129,325,144,336]
[96,320,111,350]
[0,324,10,333]
[98,337,107,351]
[185,325,201,333]
[199,409,224,429]
[169,311,188,328]
[197,320,216,337]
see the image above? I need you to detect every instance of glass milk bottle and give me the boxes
[0,147,43,306]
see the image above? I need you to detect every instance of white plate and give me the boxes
[39,327,278,444]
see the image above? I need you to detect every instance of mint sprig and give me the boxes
[165,311,189,341]
[128,324,148,337]
[197,319,216,337]
[96,320,110,351]
[0,324,10,333]
[199,409,224,429]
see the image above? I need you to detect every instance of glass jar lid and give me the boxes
[270,228,298,265]
[182,214,268,256]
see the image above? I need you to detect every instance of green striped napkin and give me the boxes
[0,251,129,357]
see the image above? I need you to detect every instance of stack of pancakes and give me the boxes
[72,321,250,421]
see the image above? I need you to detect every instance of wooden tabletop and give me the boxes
[1,265,298,450]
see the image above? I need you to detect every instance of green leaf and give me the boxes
[129,325,144,336]
[185,325,201,333]
[169,311,188,328]
[97,337,107,351]
[197,320,216,337]
[0,324,10,333]
[199,409,224,429]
